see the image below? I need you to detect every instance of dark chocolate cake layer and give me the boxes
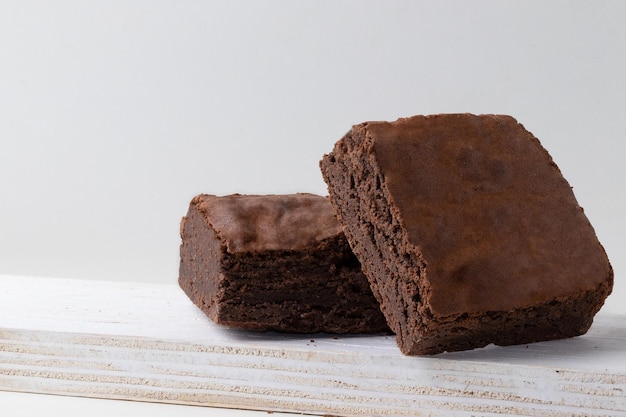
[178,193,389,334]
[320,114,613,355]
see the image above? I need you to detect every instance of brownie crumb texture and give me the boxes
[178,193,389,334]
[320,113,613,355]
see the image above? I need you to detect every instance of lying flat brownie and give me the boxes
[178,193,389,334]
[320,113,613,355]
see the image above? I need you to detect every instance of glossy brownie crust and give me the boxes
[320,114,613,354]
[178,193,389,334]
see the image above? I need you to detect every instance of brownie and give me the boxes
[320,114,613,355]
[178,193,389,334]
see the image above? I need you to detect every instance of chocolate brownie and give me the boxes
[320,114,613,355]
[178,193,389,334]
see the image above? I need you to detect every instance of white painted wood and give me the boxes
[0,274,624,416]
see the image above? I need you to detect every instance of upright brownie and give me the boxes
[320,114,613,355]
[178,193,389,334]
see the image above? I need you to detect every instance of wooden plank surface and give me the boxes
[0,274,624,416]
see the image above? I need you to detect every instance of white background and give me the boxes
[1,1,625,415]
[1,1,624,312]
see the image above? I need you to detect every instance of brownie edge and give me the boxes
[320,113,613,355]
[178,193,389,334]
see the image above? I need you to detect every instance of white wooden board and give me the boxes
[0,274,624,416]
